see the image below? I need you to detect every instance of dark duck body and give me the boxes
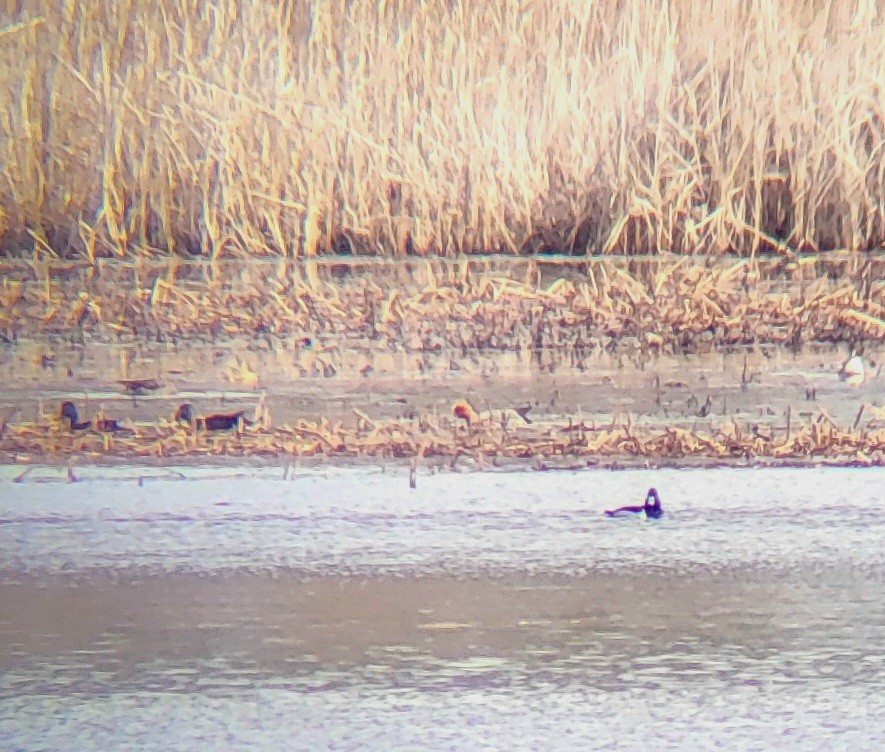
[94,417,123,432]
[119,378,162,396]
[60,401,90,430]
[605,488,664,519]
[60,401,125,432]
[176,403,249,431]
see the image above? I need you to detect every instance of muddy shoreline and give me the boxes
[1,256,882,466]
[1,346,882,467]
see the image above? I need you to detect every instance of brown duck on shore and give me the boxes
[175,403,251,431]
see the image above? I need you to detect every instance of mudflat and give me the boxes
[0,256,882,465]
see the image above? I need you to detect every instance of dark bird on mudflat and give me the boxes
[175,403,250,431]
[604,487,664,519]
[60,401,91,430]
[60,401,127,432]
[697,395,712,417]
[119,378,163,396]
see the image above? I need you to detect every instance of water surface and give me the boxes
[1,466,883,750]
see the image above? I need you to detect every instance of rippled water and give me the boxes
[1,465,883,750]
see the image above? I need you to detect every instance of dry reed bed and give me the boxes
[2,1,885,259]
[1,406,883,466]
[0,255,882,351]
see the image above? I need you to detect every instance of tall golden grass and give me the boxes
[1,0,884,260]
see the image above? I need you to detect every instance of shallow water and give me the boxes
[1,342,882,432]
[1,465,883,750]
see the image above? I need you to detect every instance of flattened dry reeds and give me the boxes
[2,1,885,258]
[0,255,882,351]
[1,404,882,466]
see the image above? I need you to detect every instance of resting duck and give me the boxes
[451,399,480,426]
[60,401,125,432]
[119,378,163,396]
[60,401,90,430]
[175,403,250,431]
[605,487,664,519]
[838,354,865,386]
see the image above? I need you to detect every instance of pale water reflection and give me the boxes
[1,466,883,750]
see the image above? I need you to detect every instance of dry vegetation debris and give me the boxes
[0,255,882,354]
[1,400,883,466]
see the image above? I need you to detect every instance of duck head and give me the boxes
[60,401,79,424]
[644,487,663,517]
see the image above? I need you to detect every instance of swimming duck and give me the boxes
[604,487,664,519]
[60,401,125,432]
[175,403,250,431]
